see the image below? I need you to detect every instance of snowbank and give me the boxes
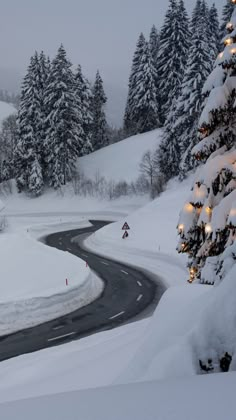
[1,372,235,420]
[0,231,103,335]
[84,176,191,286]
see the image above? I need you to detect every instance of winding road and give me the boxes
[0,220,164,362]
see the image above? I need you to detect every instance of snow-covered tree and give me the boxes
[209,4,220,60]
[124,33,159,135]
[177,2,236,285]
[0,114,17,178]
[129,40,159,133]
[220,0,235,41]
[74,65,93,155]
[149,25,159,70]
[123,33,146,136]
[91,70,108,151]
[15,52,44,195]
[44,45,84,188]
[156,0,190,124]
[173,0,213,179]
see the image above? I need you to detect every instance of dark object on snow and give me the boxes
[220,352,232,372]
[199,359,214,373]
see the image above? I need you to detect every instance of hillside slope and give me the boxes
[78,129,162,183]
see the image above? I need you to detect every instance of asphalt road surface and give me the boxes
[0,220,164,362]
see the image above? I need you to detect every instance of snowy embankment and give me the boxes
[84,177,191,287]
[0,227,103,336]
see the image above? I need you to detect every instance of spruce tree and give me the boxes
[156,0,190,124]
[123,33,146,136]
[91,70,108,151]
[209,4,220,58]
[130,40,159,134]
[220,0,235,41]
[74,65,93,155]
[175,0,213,179]
[177,2,236,285]
[15,52,44,195]
[149,25,159,69]
[44,45,84,188]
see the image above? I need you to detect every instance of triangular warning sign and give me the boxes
[122,230,129,239]
[122,222,130,230]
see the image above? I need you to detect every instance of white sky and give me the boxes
[0,0,226,124]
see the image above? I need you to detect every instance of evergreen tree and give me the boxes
[91,70,108,151]
[1,160,11,182]
[156,0,190,124]
[177,2,236,285]
[123,33,146,136]
[209,4,221,59]
[220,0,235,41]
[130,40,159,134]
[15,52,44,195]
[44,45,84,188]
[175,0,213,179]
[149,25,159,69]
[74,65,93,155]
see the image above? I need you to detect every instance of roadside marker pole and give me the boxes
[66,278,68,286]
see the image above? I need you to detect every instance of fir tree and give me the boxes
[209,4,220,58]
[130,40,159,134]
[74,65,93,155]
[156,0,190,124]
[175,0,213,179]
[15,52,44,195]
[44,45,84,188]
[220,0,235,41]
[91,70,108,151]
[123,33,146,136]
[149,25,159,69]
[177,2,236,285]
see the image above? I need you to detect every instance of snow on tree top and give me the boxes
[191,128,227,158]
[199,77,236,127]
[211,190,236,235]
[193,149,236,191]
[202,65,226,95]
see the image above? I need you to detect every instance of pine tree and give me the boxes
[209,4,221,59]
[123,33,146,136]
[177,2,236,285]
[74,65,93,155]
[91,70,108,151]
[156,0,190,124]
[129,41,159,133]
[149,25,159,69]
[220,0,235,41]
[175,0,213,179]
[44,45,84,188]
[15,52,44,195]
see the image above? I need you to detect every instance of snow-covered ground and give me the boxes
[84,177,192,287]
[79,129,162,182]
[0,128,234,419]
[0,221,103,336]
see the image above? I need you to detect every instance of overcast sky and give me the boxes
[0,0,225,124]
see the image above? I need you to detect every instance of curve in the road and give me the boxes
[0,220,164,362]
